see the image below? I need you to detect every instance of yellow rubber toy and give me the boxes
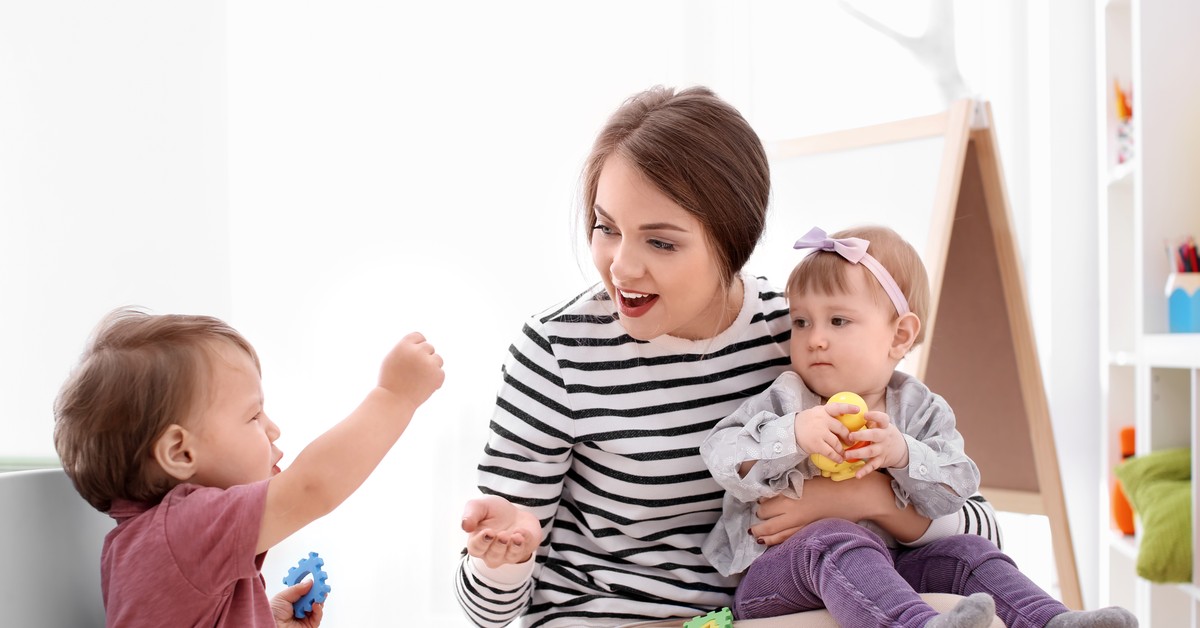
[810,391,868,481]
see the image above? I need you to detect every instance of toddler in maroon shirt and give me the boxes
[54,308,443,627]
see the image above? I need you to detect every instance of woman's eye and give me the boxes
[592,223,615,236]
[649,239,676,251]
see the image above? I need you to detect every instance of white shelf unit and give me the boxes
[1096,0,1200,624]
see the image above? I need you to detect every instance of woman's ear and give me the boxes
[889,312,921,360]
[152,424,197,482]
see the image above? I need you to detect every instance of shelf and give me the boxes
[1107,530,1139,560]
[1105,338,1200,369]
[1107,351,1139,367]
[1098,0,1200,621]
[1178,583,1200,600]
[1142,334,1200,368]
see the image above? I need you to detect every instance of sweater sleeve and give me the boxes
[455,554,537,627]
[454,322,576,627]
[888,376,981,518]
[699,371,821,503]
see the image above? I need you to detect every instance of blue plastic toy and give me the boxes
[282,551,331,619]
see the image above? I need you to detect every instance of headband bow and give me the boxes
[793,226,911,316]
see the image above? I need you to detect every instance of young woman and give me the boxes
[453,86,1004,628]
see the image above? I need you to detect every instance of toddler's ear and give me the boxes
[153,424,198,481]
[889,312,920,359]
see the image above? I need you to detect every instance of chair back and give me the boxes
[0,467,113,628]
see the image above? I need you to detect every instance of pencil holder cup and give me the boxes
[1166,273,1200,332]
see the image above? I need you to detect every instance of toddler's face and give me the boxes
[186,340,283,489]
[788,268,900,401]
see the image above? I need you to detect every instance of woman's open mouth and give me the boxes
[617,289,659,317]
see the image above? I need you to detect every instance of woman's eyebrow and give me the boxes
[594,206,687,232]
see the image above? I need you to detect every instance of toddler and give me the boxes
[701,226,1136,628]
[54,308,443,627]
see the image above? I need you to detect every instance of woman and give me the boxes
[453,86,1001,628]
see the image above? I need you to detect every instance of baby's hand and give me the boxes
[793,402,856,463]
[378,332,445,407]
[847,410,909,478]
[270,579,325,627]
[462,495,543,569]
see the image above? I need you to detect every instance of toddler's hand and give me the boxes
[378,332,445,407]
[270,579,325,627]
[462,495,543,569]
[848,410,909,478]
[793,402,856,463]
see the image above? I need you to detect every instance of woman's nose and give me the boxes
[609,241,644,282]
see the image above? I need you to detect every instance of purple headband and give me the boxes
[793,226,911,316]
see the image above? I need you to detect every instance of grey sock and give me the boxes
[1045,607,1138,628]
[925,592,996,628]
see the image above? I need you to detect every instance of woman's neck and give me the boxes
[674,273,745,341]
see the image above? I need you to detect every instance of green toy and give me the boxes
[683,606,734,628]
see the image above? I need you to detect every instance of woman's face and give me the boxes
[590,154,735,341]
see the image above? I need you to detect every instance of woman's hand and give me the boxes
[749,474,881,545]
[271,580,324,627]
[749,472,930,546]
[462,495,543,568]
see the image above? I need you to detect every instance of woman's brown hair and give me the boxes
[581,85,771,287]
[53,308,259,512]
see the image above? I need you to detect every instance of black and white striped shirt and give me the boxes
[454,274,999,627]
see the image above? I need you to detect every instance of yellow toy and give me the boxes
[809,391,869,481]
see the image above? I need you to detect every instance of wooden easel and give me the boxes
[769,99,1082,609]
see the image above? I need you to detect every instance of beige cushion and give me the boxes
[618,593,1005,627]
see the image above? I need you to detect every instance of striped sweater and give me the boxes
[455,274,999,627]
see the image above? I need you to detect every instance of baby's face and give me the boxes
[788,269,900,402]
[186,340,283,489]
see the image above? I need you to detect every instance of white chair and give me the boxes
[0,467,113,628]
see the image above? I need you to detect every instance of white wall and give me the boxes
[225,2,691,623]
[0,1,229,459]
[1039,0,1101,610]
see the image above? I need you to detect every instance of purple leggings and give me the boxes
[733,519,1069,628]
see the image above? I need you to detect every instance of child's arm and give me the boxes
[849,378,979,519]
[257,332,444,553]
[700,372,821,502]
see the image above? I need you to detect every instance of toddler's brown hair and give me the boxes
[54,308,259,512]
